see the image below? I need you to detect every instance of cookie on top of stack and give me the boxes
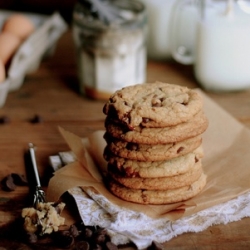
[102,82,208,205]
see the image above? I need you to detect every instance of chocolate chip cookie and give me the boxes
[108,160,203,190]
[104,134,202,161]
[103,82,203,129]
[106,146,204,178]
[105,111,208,144]
[103,82,208,205]
[108,173,207,205]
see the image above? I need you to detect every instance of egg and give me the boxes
[2,14,35,41]
[0,59,6,83]
[0,32,22,65]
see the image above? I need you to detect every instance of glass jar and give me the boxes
[72,0,147,100]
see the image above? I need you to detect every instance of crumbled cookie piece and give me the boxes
[22,202,65,235]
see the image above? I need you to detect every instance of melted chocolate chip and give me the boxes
[177,147,184,154]
[195,156,199,163]
[126,143,138,151]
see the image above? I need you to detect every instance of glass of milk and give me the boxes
[170,0,250,92]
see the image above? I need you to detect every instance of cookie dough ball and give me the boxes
[2,14,35,41]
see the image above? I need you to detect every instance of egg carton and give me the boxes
[0,10,68,107]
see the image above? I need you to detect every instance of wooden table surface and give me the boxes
[0,30,250,250]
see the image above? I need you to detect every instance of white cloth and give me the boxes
[69,187,250,249]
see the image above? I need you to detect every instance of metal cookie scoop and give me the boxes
[28,143,46,208]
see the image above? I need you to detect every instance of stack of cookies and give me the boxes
[102,82,208,205]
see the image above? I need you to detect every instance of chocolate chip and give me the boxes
[195,156,199,163]
[75,241,90,250]
[180,101,188,106]
[0,115,10,124]
[93,233,106,245]
[1,174,16,191]
[124,101,129,106]
[83,227,93,239]
[177,146,184,154]
[105,241,118,250]
[126,143,138,151]
[30,114,43,124]
[69,224,80,238]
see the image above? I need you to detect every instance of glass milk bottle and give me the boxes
[170,0,250,91]
[72,0,147,100]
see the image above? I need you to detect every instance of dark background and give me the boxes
[0,0,77,23]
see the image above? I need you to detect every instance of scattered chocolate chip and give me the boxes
[30,114,43,124]
[83,227,93,239]
[1,174,16,191]
[0,115,10,124]
[75,240,90,250]
[69,224,80,238]
[93,233,106,245]
[20,216,119,250]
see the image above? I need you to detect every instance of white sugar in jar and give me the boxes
[72,0,147,100]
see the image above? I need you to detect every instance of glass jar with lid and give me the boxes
[72,0,147,100]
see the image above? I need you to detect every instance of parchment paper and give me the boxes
[47,90,250,220]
